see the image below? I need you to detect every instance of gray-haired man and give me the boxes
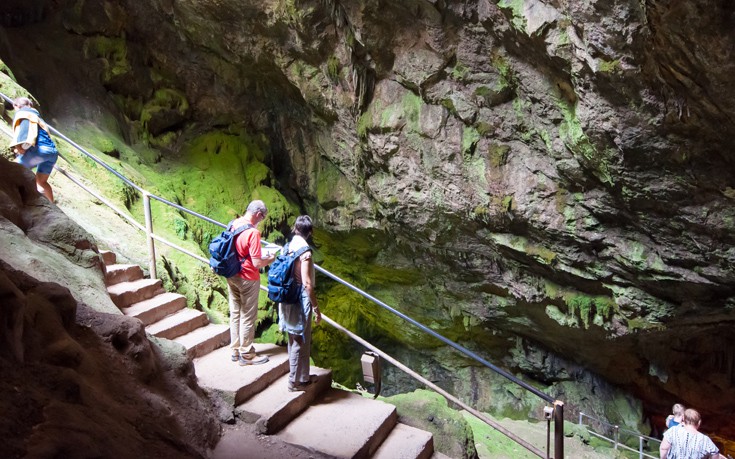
[227,200,275,365]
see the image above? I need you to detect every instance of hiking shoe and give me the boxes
[239,352,269,366]
[287,379,314,392]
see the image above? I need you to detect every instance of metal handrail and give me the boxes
[579,412,660,459]
[322,313,547,457]
[1,91,564,457]
[316,265,553,402]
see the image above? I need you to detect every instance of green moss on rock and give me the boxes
[557,99,615,186]
[488,143,510,168]
[497,0,527,33]
[462,126,481,156]
[382,389,477,458]
[83,36,130,83]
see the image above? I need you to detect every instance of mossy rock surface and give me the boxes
[381,389,477,459]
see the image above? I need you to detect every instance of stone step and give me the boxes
[105,263,144,286]
[107,278,164,308]
[236,367,332,435]
[100,250,116,266]
[194,344,289,406]
[430,452,452,459]
[275,387,398,459]
[373,423,434,459]
[174,323,230,359]
[122,292,187,326]
[147,308,210,340]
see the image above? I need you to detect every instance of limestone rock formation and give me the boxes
[0,0,734,448]
[0,158,219,458]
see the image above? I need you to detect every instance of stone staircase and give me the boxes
[102,250,230,358]
[101,250,445,459]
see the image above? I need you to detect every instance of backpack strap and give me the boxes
[293,245,310,258]
[231,222,254,262]
[231,223,253,235]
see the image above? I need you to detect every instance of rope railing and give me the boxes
[1,91,564,457]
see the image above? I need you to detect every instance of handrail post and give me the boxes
[546,416,551,459]
[554,400,564,459]
[639,435,644,459]
[142,191,157,279]
[613,425,620,450]
[579,411,584,425]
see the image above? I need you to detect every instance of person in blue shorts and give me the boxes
[10,97,59,202]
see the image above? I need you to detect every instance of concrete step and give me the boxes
[122,292,187,326]
[105,263,144,286]
[194,344,289,406]
[174,323,230,359]
[107,278,164,308]
[275,388,398,459]
[147,307,209,340]
[100,250,116,266]
[373,423,434,459]
[236,367,332,435]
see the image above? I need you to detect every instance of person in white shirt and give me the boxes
[278,215,321,391]
[660,409,724,459]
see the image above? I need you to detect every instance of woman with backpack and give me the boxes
[278,215,322,391]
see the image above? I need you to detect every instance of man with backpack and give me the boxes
[226,200,276,365]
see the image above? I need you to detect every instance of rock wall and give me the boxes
[0,157,220,457]
[1,0,734,446]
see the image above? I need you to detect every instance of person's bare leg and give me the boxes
[35,173,54,202]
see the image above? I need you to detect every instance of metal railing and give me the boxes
[2,91,564,457]
[579,412,660,459]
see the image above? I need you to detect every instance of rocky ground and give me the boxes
[0,158,220,458]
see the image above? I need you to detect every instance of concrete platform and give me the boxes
[275,388,398,459]
[236,366,332,434]
[107,277,163,308]
[174,323,230,359]
[194,344,289,406]
[373,423,434,459]
[122,291,187,325]
[146,307,209,339]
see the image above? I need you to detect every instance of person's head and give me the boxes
[246,200,268,224]
[293,215,313,238]
[13,97,33,110]
[683,409,702,429]
[672,403,685,416]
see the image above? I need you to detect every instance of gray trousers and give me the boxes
[287,309,312,384]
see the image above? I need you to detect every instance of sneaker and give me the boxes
[239,352,269,366]
[287,379,314,392]
[230,351,239,362]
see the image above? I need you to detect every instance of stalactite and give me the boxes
[319,0,374,114]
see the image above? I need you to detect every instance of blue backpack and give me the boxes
[208,222,253,278]
[267,243,310,303]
